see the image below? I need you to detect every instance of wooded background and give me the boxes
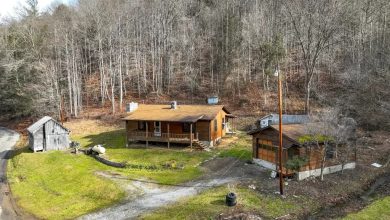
[0,0,389,130]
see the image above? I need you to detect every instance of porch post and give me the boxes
[125,121,129,146]
[146,121,149,147]
[167,123,170,149]
[190,123,193,149]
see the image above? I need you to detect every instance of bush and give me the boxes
[285,156,308,172]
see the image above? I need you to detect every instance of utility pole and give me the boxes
[275,67,284,195]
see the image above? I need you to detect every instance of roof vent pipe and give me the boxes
[171,101,177,109]
[126,102,138,113]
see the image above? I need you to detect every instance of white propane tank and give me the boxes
[92,145,106,154]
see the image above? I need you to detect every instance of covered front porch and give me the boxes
[128,131,198,144]
[126,121,199,148]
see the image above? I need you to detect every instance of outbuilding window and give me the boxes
[326,146,335,159]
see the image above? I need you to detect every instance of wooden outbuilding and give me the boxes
[248,124,356,180]
[123,103,236,148]
[27,116,70,152]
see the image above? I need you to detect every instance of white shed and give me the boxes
[258,114,309,128]
[27,116,70,152]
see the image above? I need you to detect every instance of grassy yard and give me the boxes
[218,132,252,161]
[7,120,254,219]
[141,185,315,220]
[343,197,390,220]
[7,150,125,220]
[72,128,214,185]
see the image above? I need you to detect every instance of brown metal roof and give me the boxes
[248,123,324,144]
[270,124,308,141]
[123,104,231,123]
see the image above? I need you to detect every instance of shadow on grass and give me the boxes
[76,129,127,149]
[210,199,226,205]
[5,147,32,160]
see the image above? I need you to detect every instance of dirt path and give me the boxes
[79,158,265,220]
[0,127,20,220]
[307,172,390,220]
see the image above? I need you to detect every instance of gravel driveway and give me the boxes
[79,158,265,220]
[79,176,236,220]
[0,127,20,220]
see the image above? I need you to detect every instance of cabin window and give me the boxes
[214,119,218,132]
[183,123,196,133]
[183,123,190,132]
[222,117,225,129]
[138,121,146,130]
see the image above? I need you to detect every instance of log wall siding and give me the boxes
[196,120,211,141]
[126,109,230,144]
[210,110,227,143]
[251,128,356,173]
[251,128,296,159]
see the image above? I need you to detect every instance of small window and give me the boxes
[326,147,334,159]
[183,123,190,133]
[214,119,218,132]
[222,118,225,129]
[138,121,146,130]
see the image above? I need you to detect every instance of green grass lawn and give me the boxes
[218,132,253,161]
[7,150,125,220]
[141,186,315,220]
[343,197,390,220]
[8,122,254,219]
[72,129,214,184]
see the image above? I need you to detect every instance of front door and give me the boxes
[154,121,161,136]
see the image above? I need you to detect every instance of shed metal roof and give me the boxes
[248,123,324,145]
[27,116,70,134]
[123,104,232,123]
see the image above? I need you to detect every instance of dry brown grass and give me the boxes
[64,119,124,136]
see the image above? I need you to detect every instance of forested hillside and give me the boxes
[0,0,389,129]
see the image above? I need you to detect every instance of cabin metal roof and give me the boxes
[27,116,70,134]
[123,104,232,123]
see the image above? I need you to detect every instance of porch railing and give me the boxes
[128,131,197,141]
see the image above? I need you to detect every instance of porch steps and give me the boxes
[193,140,211,151]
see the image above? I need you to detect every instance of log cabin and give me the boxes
[248,124,356,180]
[123,102,236,148]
